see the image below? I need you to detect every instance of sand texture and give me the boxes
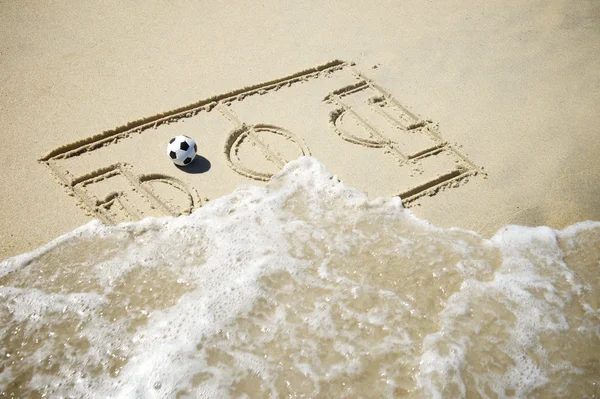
[1,0,600,259]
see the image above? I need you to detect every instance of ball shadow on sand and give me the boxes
[176,155,211,174]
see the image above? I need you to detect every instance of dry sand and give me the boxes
[1,0,600,260]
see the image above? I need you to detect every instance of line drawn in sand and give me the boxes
[40,60,482,224]
[325,67,479,204]
[58,163,201,225]
[218,105,311,181]
[222,123,311,182]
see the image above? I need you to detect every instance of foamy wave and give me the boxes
[1,158,599,398]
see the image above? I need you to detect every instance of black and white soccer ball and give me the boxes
[167,136,197,166]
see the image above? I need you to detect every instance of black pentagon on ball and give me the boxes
[183,157,192,165]
[169,151,177,159]
[169,138,175,144]
[194,143,197,152]
[180,141,189,151]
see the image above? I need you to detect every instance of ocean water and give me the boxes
[1,158,599,398]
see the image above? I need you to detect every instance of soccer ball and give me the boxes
[167,136,197,166]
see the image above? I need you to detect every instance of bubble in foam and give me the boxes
[1,157,599,398]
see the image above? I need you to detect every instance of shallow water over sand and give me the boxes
[1,158,599,398]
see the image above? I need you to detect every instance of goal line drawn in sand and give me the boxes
[41,60,482,224]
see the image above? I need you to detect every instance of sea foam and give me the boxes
[1,158,599,398]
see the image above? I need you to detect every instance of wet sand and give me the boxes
[1,159,599,397]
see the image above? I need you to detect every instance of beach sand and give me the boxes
[2,1,600,395]
[1,0,599,260]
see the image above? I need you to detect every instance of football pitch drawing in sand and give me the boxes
[40,61,482,225]
[4,60,598,397]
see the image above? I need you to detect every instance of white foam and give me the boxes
[1,157,599,398]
